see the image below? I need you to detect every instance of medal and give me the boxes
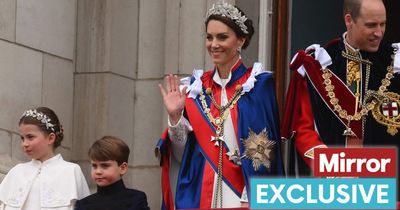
[371,92,400,136]
[242,128,275,171]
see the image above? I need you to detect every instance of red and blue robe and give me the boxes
[156,60,284,209]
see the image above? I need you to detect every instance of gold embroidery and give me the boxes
[371,92,400,135]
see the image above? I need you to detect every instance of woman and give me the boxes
[157,3,284,209]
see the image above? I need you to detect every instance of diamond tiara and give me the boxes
[206,3,249,34]
[21,109,55,131]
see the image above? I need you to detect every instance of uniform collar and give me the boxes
[343,32,360,55]
[97,179,126,195]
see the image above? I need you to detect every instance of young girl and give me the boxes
[0,107,90,210]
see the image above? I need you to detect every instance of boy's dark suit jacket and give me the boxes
[75,179,150,210]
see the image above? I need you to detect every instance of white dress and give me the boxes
[0,154,90,210]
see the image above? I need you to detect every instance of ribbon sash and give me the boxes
[185,96,244,195]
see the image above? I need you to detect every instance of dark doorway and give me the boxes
[290,0,344,56]
[383,0,400,44]
[290,0,399,56]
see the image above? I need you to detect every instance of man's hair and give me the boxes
[88,135,130,165]
[343,0,383,21]
[343,0,363,20]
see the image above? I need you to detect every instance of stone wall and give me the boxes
[0,0,262,209]
[0,0,76,177]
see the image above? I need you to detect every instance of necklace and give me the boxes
[200,85,243,138]
[369,60,399,135]
[322,68,376,120]
[322,56,394,137]
[199,85,243,208]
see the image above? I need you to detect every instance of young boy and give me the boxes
[75,136,150,210]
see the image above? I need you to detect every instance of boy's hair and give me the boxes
[89,135,130,165]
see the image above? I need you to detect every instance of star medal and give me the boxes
[242,128,275,171]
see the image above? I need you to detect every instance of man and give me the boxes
[282,0,400,175]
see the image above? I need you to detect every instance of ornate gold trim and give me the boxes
[322,69,377,122]
[371,92,400,136]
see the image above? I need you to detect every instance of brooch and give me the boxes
[371,92,400,136]
[242,128,275,171]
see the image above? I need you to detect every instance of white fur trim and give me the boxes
[242,62,265,93]
[186,69,203,99]
[392,43,400,74]
[290,44,332,77]
[306,44,332,69]
[187,63,264,98]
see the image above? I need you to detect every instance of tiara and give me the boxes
[206,3,248,34]
[22,109,55,131]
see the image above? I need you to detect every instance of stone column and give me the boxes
[74,0,164,209]
[132,0,166,208]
